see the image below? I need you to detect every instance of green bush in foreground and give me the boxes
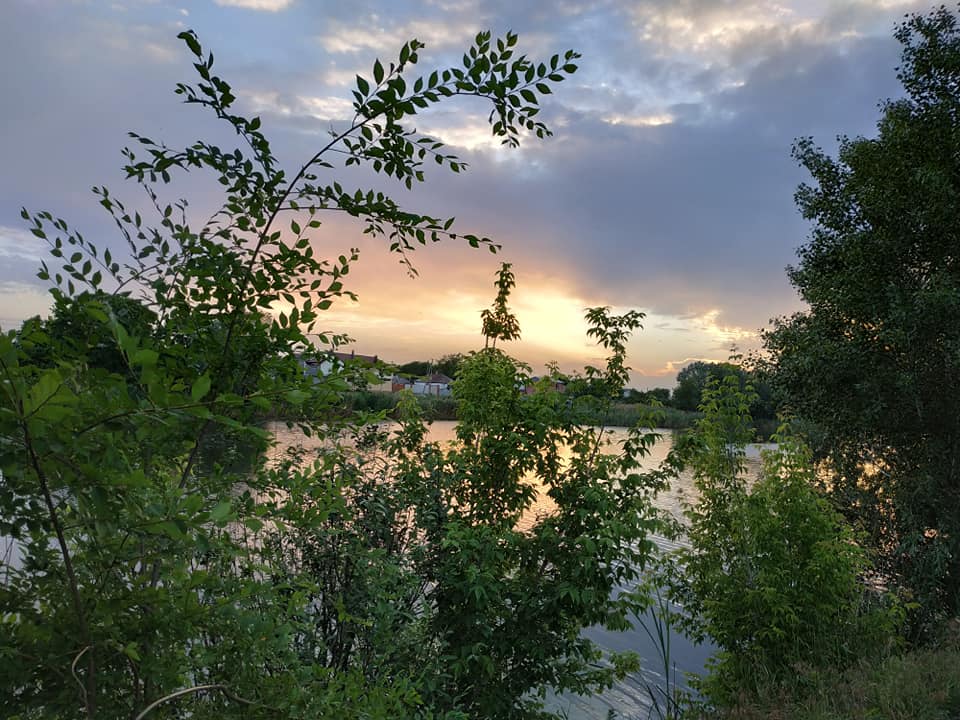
[663,376,902,709]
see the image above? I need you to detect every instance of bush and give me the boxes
[664,377,902,708]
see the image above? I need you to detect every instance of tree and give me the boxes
[1,28,585,718]
[671,361,740,411]
[622,388,670,405]
[480,262,521,348]
[432,291,665,716]
[663,377,899,706]
[763,6,960,626]
[432,353,465,380]
[396,359,431,377]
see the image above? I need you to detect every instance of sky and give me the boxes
[0,0,930,388]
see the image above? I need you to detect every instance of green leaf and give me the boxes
[244,517,264,532]
[191,374,212,402]
[132,349,158,367]
[373,59,384,84]
[210,500,232,523]
[178,31,202,58]
[284,389,307,405]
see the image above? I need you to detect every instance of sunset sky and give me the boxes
[0,0,926,387]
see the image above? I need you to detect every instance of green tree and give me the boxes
[432,353,465,379]
[426,295,666,716]
[671,361,740,411]
[396,359,431,377]
[1,28,581,718]
[480,262,521,349]
[664,377,900,706]
[395,354,463,380]
[762,6,960,626]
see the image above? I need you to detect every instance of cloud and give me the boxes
[318,17,474,54]
[213,0,294,11]
[241,90,356,124]
[0,282,50,330]
[604,112,675,127]
[0,226,44,262]
[0,0,931,383]
[628,0,802,58]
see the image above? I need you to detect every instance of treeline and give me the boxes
[344,389,704,429]
[389,356,776,436]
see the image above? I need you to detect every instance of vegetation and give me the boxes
[0,27,671,719]
[343,391,702,429]
[345,389,459,420]
[668,361,776,438]
[395,353,465,380]
[661,7,960,717]
[661,376,902,710]
[705,623,960,720]
[762,5,960,631]
[5,5,960,720]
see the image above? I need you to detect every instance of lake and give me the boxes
[268,419,769,719]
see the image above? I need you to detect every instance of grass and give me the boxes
[343,390,458,420]
[701,621,960,720]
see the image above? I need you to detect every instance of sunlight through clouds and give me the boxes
[213,0,293,11]
[604,112,675,127]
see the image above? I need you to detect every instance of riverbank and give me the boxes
[705,622,960,720]
[341,391,707,429]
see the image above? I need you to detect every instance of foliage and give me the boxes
[670,361,775,430]
[344,389,459,420]
[623,388,671,405]
[480,262,521,349]
[761,5,960,627]
[663,376,901,708]
[426,292,669,716]
[702,622,960,720]
[397,359,433,377]
[395,353,465,381]
[260,295,672,718]
[0,27,603,719]
[670,362,740,412]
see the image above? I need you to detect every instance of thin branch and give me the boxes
[71,646,91,710]
[133,683,276,720]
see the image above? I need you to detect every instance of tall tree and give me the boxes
[671,361,741,411]
[763,6,960,626]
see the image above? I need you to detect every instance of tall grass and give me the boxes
[701,625,960,720]
[343,390,458,420]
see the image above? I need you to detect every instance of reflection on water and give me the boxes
[267,419,768,720]
[268,420,767,527]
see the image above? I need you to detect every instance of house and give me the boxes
[299,350,383,387]
[522,376,567,395]
[391,375,413,393]
[412,373,454,397]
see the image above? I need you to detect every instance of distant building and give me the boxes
[412,373,454,397]
[299,350,381,386]
[391,375,413,393]
[522,376,567,395]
